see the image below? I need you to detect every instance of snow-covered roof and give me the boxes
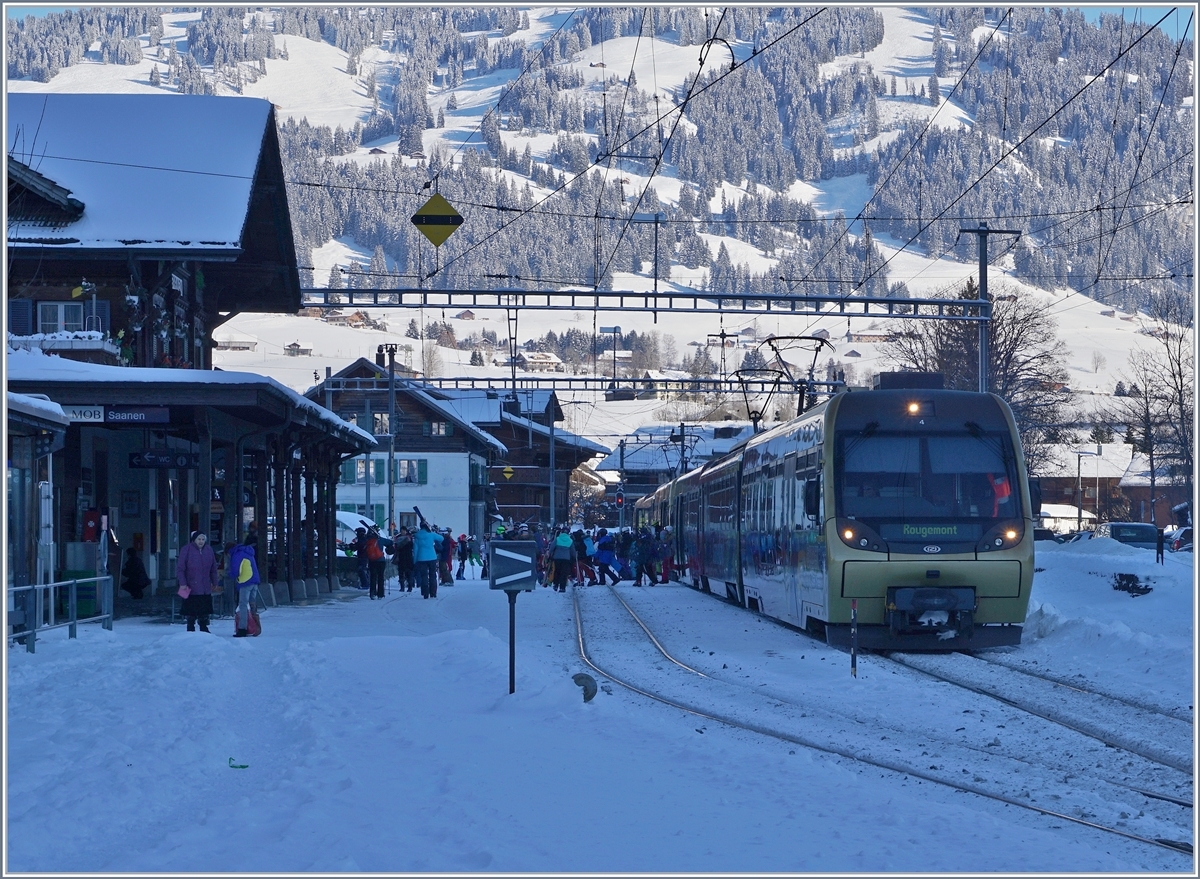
[1038,443,1134,479]
[7,93,272,255]
[402,384,508,454]
[1118,453,1190,488]
[7,391,70,427]
[6,348,375,449]
[594,421,757,472]
[500,411,611,456]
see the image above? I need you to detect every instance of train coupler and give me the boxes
[886,586,976,640]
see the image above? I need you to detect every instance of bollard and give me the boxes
[850,598,858,678]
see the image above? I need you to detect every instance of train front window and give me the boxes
[836,429,1021,546]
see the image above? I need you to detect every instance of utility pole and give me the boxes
[547,395,557,528]
[363,398,372,519]
[387,345,397,534]
[959,222,1020,393]
[618,438,626,530]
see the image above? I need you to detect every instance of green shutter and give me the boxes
[340,461,356,484]
[374,504,385,525]
[446,423,453,436]
[422,422,431,436]
[417,460,428,484]
[373,459,385,484]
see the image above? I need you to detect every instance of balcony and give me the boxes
[8,331,122,365]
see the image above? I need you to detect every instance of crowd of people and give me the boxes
[497,521,677,591]
[338,519,679,597]
[343,522,487,600]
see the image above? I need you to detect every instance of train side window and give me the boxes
[803,476,821,518]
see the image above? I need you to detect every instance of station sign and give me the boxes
[107,407,170,424]
[63,405,104,423]
[63,406,170,424]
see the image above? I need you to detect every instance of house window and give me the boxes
[341,412,358,426]
[39,301,84,333]
[427,421,451,437]
[373,413,390,436]
[394,459,428,484]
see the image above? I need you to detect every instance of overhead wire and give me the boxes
[852,6,1177,295]
[423,7,827,283]
[798,9,1014,288]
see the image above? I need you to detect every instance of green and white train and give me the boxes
[636,378,1037,650]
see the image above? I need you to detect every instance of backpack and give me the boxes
[365,536,384,561]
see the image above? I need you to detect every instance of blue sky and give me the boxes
[3,4,1193,42]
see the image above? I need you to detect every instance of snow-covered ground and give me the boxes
[6,539,1193,872]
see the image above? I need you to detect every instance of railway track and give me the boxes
[971,653,1193,723]
[572,582,1193,861]
[881,652,1193,776]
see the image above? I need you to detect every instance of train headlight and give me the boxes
[977,521,1025,553]
[836,518,886,553]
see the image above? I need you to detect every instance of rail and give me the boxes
[7,576,114,654]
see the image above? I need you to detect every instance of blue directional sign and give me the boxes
[488,541,537,592]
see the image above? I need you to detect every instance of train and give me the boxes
[634,375,1037,650]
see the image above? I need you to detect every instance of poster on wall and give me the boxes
[121,490,140,517]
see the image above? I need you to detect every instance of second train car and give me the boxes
[635,378,1036,650]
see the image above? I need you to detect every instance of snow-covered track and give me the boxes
[572,584,1193,859]
[882,652,1193,776]
[971,653,1193,723]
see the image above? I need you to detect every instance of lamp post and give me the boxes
[1074,450,1098,533]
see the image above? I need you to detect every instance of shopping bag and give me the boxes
[177,585,191,599]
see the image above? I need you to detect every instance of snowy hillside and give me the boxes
[8,6,1189,444]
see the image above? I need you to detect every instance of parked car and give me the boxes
[1033,528,1064,543]
[1064,530,1094,543]
[1169,526,1192,553]
[1094,522,1159,550]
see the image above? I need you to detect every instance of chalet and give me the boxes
[284,342,312,357]
[594,422,754,514]
[428,388,609,528]
[844,349,862,358]
[455,309,477,320]
[214,338,257,352]
[369,147,387,155]
[515,351,564,372]
[308,359,505,537]
[6,94,374,610]
[7,93,301,370]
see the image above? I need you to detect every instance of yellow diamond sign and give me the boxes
[411,193,463,247]
[503,466,515,480]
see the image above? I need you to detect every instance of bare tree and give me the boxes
[1145,290,1194,503]
[883,279,1071,473]
[1107,348,1170,524]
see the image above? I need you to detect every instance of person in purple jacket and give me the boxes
[177,530,218,632]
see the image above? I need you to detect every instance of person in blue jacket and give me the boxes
[228,535,261,637]
[593,528,620,585]
[412,522,444,599]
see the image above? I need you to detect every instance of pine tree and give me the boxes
[405,319,422,340]
[149,64,161,87]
